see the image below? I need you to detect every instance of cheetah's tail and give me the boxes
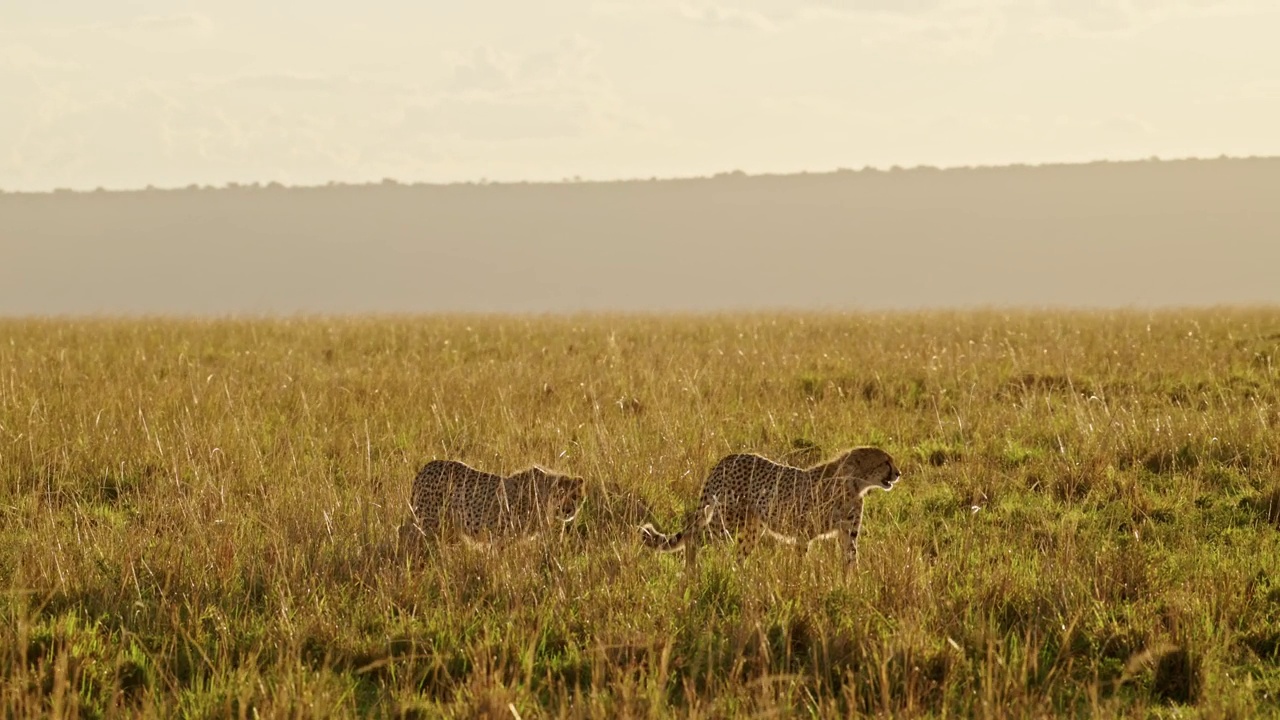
[638,504,714,552]
[638,523,683,551]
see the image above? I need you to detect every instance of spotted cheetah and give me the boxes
[400,459,586,546]
[639,447,900,569]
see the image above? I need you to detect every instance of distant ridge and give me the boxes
[3,156,1278,315]
[6,154,1277,196]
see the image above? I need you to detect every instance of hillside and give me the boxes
[3,157,1279,315]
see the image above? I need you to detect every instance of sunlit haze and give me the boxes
[5,0,1280,191]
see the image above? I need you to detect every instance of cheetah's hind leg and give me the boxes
[683,502,719,572]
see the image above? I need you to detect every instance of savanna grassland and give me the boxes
[2,311,1280,718]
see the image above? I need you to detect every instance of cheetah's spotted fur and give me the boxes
[639,447,900,569]
[400,459,585,546]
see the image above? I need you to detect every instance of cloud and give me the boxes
[1038,113,1157,139]
[400,95,589,142]
[0,44,82,72]
[1195,79,1280,105]
[592,0,786,30]
[18,12,219,40]
[611,0,1008,51]
[445,36,609,96]
[75,12,218,38]
[676,4,780,31]
[444,46,520,93]
[414,36,632,142]
[804,0,948,14]
[216,73,362,94]
[616,0,951,27]
[0,33,660,190]
[784,1,1011,54]
[1026,0,1279,38]
[124,13,216,35]
[626,0,1275,45]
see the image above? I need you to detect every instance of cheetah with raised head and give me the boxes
[400,459,586,546]
[639,447,900,570]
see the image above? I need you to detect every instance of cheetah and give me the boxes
[400,459,586,547]
[639,447,900,570]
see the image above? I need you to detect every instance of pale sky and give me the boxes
[3,0,1279,191]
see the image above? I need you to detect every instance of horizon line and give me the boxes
[6,303,1280,323]
[3,152,1273,197]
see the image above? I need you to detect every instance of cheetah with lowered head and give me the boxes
[400,459,586,547]
[640,447,900,570]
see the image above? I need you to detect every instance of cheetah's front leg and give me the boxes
[792,530,811,557]
[734,517,763,560]
[837,500,868,569]
[837,518,862,569]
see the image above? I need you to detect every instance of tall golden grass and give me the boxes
[2,310,1279,717]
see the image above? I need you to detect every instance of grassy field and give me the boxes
[2,311,1279,718]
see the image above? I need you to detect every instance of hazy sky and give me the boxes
[3,0,1279,191]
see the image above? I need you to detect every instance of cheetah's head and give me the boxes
[553,475,587,523]
[833,447,901,497]
[511,466,587,523]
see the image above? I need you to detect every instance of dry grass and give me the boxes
[2,310,1279,718]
